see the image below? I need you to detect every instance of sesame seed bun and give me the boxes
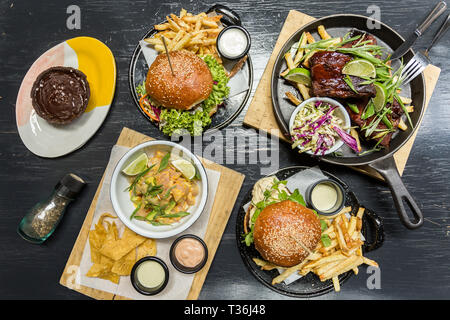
[253,200,321,267]
[145,50,213,110]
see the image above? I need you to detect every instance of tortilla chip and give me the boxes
[111,249,136,276]
[98,272,120,284]
[100,227,146,261]
[86,213,156,284]
[136,239,157,261]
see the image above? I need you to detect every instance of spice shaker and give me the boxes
[17,173,86,244]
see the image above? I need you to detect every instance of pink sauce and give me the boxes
[174,238,205,268]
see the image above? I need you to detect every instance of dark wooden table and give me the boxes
[1,0,449,300]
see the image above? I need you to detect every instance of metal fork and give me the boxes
[401,13,450,85]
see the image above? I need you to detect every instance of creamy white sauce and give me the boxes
[311,183,338,212]
[248,176,290,227]
[136,260,165,289]
[218,28,248,58]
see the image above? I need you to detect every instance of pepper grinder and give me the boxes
[17,173,86,244]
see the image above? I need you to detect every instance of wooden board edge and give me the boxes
[187,169,245,299]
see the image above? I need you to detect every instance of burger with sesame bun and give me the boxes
[244,176,322,267]
[137,50,230,136]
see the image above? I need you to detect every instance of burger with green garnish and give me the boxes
[137,49,230,136]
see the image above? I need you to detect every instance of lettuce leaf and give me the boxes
[159,54,230,136]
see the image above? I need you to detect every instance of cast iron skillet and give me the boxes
[236,166,384,297]
[271,14,426,229]
[128,4,253,136]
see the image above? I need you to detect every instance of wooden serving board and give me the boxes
[243,10,441,180]
[59,127,245,300]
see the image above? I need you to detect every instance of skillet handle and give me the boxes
[207,4,242,26]
[368,157,424,229]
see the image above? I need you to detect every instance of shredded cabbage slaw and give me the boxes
[290,100,358,155]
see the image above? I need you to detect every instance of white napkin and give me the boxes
[77,145,221,300]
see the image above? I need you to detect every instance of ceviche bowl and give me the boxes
[110,141,208,239]
[289,97,351,156]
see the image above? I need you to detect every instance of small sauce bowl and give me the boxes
[216,25,251,60]
[170,234,208,274]
[305,179,346,216]
[130,256,169,295]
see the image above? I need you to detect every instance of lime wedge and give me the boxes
[373,83,388,112]
[122,153,148,176]
[285,68,311,86]
[172,159,196,180]
[342,59,376,78]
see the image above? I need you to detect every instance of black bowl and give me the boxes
[169,234,208,274]
[216,25,251,60]
[130,256,169,296]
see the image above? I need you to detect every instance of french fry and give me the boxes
[284,52,295,70]
[154,44,164,52]
[398,118,408,131]
[194,19,202,31]
[297,83,310,100]
[172,33,192,51]
[304,252,346,269]
[144,37,163,46]
[318,25,331,40]
[272,259,309,284]
[332,276,341,292]
[167,30,185,50]
[350,128,362,152]
[154,23,170,31]
[356,207,365,219]
[285,91,302,106]
[253,258,283,271]
[166,16,181,32]
[320,255,363,281]
[171,13,191,31]
[305,32,315,44]
[399,95,412,104]
[315,260,341,276]
[182,16,198,23]
[202,18,218,28]
[179,8,187,18]
[348,216,357,236]
[363,257,379,268]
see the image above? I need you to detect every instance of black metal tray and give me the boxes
[235,166,384,297]
[128,4,253,136]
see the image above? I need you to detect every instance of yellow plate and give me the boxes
[16,37,116,158]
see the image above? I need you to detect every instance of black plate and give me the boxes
[236,166,384,298]
[271,14,426,166]
[128,5,253,136]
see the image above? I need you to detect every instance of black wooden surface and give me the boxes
[0,0,449,300]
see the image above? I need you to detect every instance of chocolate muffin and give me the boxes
[30,66,90,124]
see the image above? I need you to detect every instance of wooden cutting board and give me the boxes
[243,10,441,180]
[59,127,245,300]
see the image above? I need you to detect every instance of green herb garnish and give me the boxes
[125,165,154,192]
[130,203,142,220]
[158,153,170,173]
